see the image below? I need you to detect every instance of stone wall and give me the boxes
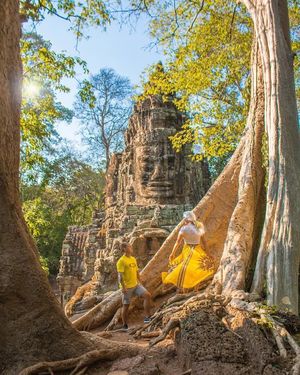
[57,95,211,307]
[56,226,88,305]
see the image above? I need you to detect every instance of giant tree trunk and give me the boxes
[0,2,92,373]
[212,42,265,295]
[243,0,300,314]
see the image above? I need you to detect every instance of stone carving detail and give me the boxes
[57,95,210,308]
[56,226,88,305]
[82,211,106,281]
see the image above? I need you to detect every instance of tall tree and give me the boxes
[141,0,300,313]
[140,0,252,163]
[74,68,133,169]
[242,0,300,312]
[0,1,110,372]
[20,0,111,37]
[71,0,300,332]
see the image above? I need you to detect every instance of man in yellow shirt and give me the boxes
[117,240,151,329]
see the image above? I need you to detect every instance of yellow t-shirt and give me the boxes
[116,255,138,288]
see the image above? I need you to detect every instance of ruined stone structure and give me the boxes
[57,95,211,307]
[56,226,88,305]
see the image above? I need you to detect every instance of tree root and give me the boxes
[19,349,119,375]
[142,291,226,347]
[180,370,192,375]
[131,287,300,375]
[131,305,182,338]
[166,291,196,305]
[20,333,143,375]
[272,319,300,375]
[221,316,243,339]
[105,307,122,331]
[73,367,89,375]
[268,316,300,375]
[140,330,162,338]
[149,317,180,347]
[131,291,222,343]
[270,324,287,358]
[229,298,300,374]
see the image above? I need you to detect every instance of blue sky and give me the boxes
[35,14,163,147]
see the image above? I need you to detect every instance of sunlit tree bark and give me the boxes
[0,2,92,373]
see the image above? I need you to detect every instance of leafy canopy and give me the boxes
[21,32,88,178]
[19,0,114,271]
[139,0,299,162]
[20,0,112,38]
[20,0,118,176]
[139,0,252,161]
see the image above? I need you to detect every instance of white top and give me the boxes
[179,223,202,245]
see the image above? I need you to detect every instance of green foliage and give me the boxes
[140,0,252,163]
[139,0,299,171]
[19,1,113,274]
[20,0,111,38]
[39,255,50,275]
[19,0,116,175]
[289,0,300,108]
[253,304,280,328]
[22,148,105,274]
[21,32,88,177]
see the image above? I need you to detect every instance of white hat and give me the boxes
[183,211,197,223]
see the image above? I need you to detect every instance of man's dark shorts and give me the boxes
[122,284,147,305]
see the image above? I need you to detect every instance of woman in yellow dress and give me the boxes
[162,211,215,291]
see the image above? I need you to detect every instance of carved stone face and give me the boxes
[106,98,189,206]
[133,136,185,204]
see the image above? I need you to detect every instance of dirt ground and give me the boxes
[85,294,182,375]
[60,288,300,375]
[67,296,295,375]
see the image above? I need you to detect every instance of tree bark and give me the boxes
[0,2,92,373]
[212,41,265,295]
[243,0,300,314]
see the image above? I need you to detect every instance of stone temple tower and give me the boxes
[57,95,210,308]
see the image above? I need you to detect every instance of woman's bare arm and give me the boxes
[169,233,184,261]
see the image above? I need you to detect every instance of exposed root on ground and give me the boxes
[19,334,142,375]
[105,308,122,331]
[131,290,223,340]
[230,298,300,366]
[149,317,180,347]
[19,349,118,375]
[129,288,300,373]
[65,282,94,317]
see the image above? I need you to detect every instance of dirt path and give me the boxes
[79,294,183,375]
[87,318,181,375]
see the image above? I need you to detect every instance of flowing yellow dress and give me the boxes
[162,243,215,289]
